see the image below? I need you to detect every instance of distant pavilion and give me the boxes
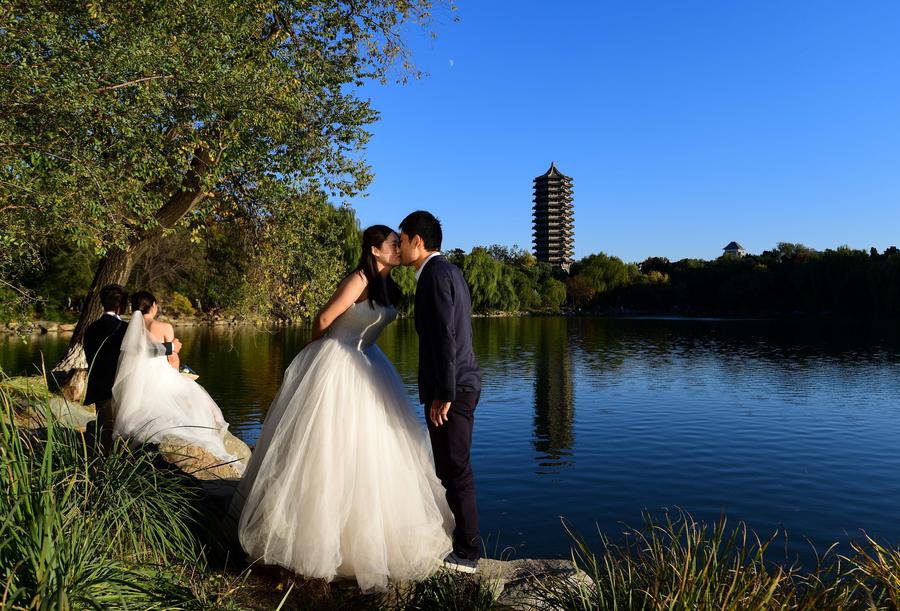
[723,241,747,258]
[532,162,575,272]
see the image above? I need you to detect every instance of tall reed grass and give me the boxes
[0,374,219,609]
[9,370,900,610]
[536,511,900,610]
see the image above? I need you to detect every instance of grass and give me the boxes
[6,371,900,609]
[0,374,497,610]
[219,567,497,611]
[534,512,900,610]
[0,373,237,609]
[0,376,51,401]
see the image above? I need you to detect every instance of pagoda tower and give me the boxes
[532,162,574,271]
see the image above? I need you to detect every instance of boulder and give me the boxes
[9,395,96,432]
[3,375,253,482]
[477,558,594,610]
[157,432,252,481]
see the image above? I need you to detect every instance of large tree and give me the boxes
[0,0,441,396]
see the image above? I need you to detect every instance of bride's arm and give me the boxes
[311,271,367,341]
[156,322,181,370]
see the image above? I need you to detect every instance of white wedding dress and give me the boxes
[234,301,453,591]
[112,312,243,473]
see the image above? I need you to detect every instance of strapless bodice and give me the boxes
[326,301,397,350]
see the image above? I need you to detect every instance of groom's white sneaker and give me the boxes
[443,551,478,574]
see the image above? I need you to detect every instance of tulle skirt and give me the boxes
[235,337,453,591]
[113,355,242,471]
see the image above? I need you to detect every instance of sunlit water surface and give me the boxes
[4,317,900,565]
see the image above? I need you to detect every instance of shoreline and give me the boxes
[5,310,898,336]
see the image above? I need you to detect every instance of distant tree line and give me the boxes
[567,243,900,318]
[7,240,898,322]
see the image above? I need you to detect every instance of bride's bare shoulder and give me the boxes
[149,320,174,341]
[340,269,367,288]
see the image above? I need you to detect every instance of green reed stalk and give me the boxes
[0,371,213,609]
[533,510,899,611]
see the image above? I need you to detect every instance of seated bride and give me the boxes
[111,290,243,472]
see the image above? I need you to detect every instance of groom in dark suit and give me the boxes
[83,284,179,450]
[399,211,483,572]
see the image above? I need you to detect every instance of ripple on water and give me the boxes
[4,317,900,566]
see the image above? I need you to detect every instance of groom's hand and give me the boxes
[430,400,451,427]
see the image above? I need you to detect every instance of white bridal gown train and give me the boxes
[234,301,453,591]
[112,312,243,472]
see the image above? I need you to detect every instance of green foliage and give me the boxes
[570,253,641,296]
[0,377,211,608]
[567,244,900,317]
[540,277,567,311]
[462,248,518,314]
[1,0,436,246]
[336,206,363,277]
[386,245,568,316]
[0,0,442,326]
[170,291,196,317]
[536,510,900,610]
[255,189,352,320]
[391,265,417,317]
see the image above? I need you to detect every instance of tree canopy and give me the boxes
[0,0,444,375]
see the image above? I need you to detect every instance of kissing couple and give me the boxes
[232,210,484,591]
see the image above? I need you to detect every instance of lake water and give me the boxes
[4,316,900,565]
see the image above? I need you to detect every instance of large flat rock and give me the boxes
[2,375,253,482]
[158,432,251,481]
[7,395,96,432]
[477,558,594,609]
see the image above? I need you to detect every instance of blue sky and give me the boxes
[349,1,900,263]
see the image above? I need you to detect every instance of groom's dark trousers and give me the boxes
[425,387,481,560]
[415,255,483,560]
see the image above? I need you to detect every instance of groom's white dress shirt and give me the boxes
[415,251,442,283]
[104,311,122,320]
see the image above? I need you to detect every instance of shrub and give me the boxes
[170,291,197,317]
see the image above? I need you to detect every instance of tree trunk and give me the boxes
[49,247,139,400]
[51,147,212,400]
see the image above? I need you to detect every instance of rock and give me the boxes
[58,323,76,332]
[3,374,254,484]
[43,324,59,333]
[158,431,251,481]
[477,558,594,610]
[223,431,252,465]
[9,396,96,432]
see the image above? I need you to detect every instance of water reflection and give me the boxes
[5,317,900,564]
[532,318,574,469]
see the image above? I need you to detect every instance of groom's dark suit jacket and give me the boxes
[83,314,127,406]
[83,314,173,406]
[414,255,482,405]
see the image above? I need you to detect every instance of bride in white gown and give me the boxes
[112,291,243,472]
[233,225,453,591]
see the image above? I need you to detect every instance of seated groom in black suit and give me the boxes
[399,210,483,573]
[83,284,180,450]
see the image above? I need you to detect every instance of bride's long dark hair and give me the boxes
[355,225,400,308]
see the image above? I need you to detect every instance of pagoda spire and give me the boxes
[532,162,575,271]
